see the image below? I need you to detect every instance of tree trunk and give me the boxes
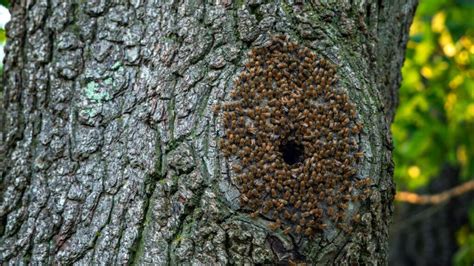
[0,1,416,264]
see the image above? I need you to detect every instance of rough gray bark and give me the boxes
[0,0,416,264]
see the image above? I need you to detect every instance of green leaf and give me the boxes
[0,0,8,7]
[0,29,6,43]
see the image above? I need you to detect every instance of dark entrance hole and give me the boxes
[279,141,304,165]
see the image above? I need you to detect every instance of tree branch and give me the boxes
[395,180,474,204]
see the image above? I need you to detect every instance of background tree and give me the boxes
[0,1,417,264]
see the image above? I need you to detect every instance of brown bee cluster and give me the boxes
[218,35,370,238]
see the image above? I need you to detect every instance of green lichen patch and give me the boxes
[85,81,111,103]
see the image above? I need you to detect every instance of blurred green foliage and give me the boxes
[0,0,7,44]
[0,26,5,42]
[0,0,10,74]
[455,204,474,265]
[393,0,474,264]
[0,0,8,83]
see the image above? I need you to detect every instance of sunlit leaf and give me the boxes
[0,29,6,44]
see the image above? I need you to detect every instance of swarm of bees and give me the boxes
[217,35,371,238]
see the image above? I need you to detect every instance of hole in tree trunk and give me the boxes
[280,140,304,165]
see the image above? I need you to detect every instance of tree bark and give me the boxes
[0,0,416,264]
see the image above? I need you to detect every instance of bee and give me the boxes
[343,226,353,234]
[290,62,298,70]
[250,188,259,197]
[327,207,335,218]
[338,223,353,234]
[250,211,259,218]
[289,195,296,204]
[283,226,292,235]
[299,217,306,227]
[338,203,348,211]
[335,212,345,222]
[291,213,298,223]
[240,194,249,204]
[232,164,242,173]
[344,168,357,178]
[263,203,271,213]
[353,122,363,134]
[275,200,285,211]
[269,219,282,231]
[300,211,310,218]
[212,103,222,114]
[243,146,252,154]
[284,191,291,201]
[327,196,334,206]
[312,208,323,218]
[271,188,277,197]
[318,191,325,200]
[295,200,302,209]
[304,227,313,236]
[352,214,361,224]
[276,182,283,191]
[295,225,302,234]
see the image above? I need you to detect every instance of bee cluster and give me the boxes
[218,35,370,237]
